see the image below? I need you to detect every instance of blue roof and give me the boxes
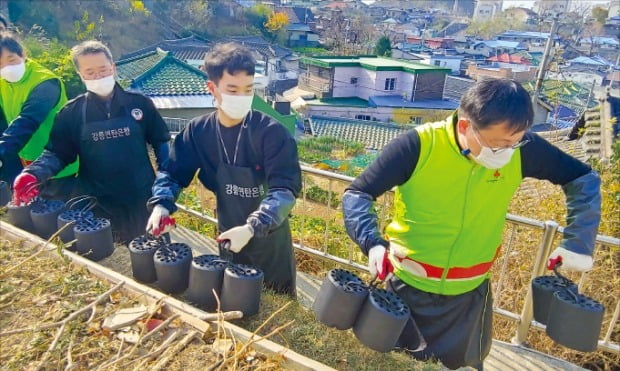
[581,36,620,46]
[368,95,459,109]
[499,30,559,40]
[473,40,522,49]
[552,104,577,120]
[570,56,613,66]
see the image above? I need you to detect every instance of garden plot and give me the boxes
[0,226,329,370]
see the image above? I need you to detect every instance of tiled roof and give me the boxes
[227,36,294,58]
[116,49,169,86]
[443,75,475,102]
[127,54,209,96]
[310,115,409,150]
[119,36,211,62]
[369,96,459,110]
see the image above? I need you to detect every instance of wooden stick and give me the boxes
[64,337,74,371]
[0,282,124,336]
[86,304,98,324]
[216,303,292,371]
[150,330,199,371]
[130,329,181,370]
[116,337,125,360]
[199,311,243,322]
[216,320,294,371]
[97,313,179,370]
[35,322,67,371]
[141,314,179,343]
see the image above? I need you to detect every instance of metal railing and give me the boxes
[299,73,331,93]
[163,117,192,133]
[177,165,620,354]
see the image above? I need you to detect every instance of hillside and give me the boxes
[3,0,259,57]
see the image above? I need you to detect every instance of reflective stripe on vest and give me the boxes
[391,245,501,281]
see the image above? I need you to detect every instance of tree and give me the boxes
[264,11,289,43]
[374,36,391,57]
[465,11,527,39]
[591,7,608,25]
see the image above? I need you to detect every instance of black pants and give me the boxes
[388,278,493,370]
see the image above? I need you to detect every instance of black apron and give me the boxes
[389,278,492,370]
[76,98,154,244]
[215,118,296,295]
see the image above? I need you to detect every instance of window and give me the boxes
[434,60,441,66]
[350,77,358,84]
[356,114,371,121]
[384,78,396,91]
[410,116,422,125]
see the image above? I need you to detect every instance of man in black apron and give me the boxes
[13,40,170,244]
[147,43,301,295]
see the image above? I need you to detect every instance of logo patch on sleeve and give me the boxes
[131,108,144,120]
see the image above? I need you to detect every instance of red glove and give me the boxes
[369,245,394,281]
[547,255,562,270]
[12,173,39,205]
[146,204,176,236]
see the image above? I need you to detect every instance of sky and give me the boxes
[502,0,610,11]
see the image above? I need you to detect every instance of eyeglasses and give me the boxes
[471,127,530,154]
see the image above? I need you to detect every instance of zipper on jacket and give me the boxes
[440,164,476,293]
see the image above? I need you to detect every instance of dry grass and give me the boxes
[235,289,440,371]
[0,235,288,370]
[498,166,620,370]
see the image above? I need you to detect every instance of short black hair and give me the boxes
[0,14,8,29]
[203,42,255,84]
[459,78,533,132]
[0,30,24,57]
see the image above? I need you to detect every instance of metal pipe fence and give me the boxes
[176,160,620,355]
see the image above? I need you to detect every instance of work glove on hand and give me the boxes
[368,245,393,281]
[146,204,176,236]
[547,246,593,272]
[217,224,254,253]
[12,172,39,206]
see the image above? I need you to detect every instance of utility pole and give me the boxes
[534,16,559,96]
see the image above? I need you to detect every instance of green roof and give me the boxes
[129,54,209,96]
[116,50,169,87]
[304,97,370,107]
[301,55,451,74]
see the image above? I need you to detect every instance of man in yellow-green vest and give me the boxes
[342,78,601,370]
[0,30,78,193]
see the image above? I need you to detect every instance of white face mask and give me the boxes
[473,146,515,169]
[0,62,26,83]
[218,93,253,120]
[83,74,116,97]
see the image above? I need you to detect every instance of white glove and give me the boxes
[548,246,593,272]
[217,224,254,253]
[146,205,175,236]
[368,245,393,280]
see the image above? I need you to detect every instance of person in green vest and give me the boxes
[0,30,78,192]
[342,78,601,370]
